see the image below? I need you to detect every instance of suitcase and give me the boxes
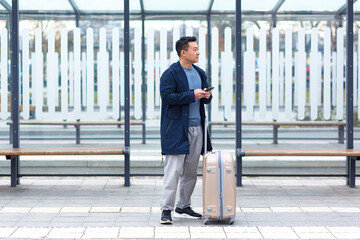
[202,118,236,225]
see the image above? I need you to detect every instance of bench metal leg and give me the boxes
[142,121,146,144]
[124,148,130,187]
[75,125,80,144]
[236,155,242,187]
[17,156,20,185]
[338,125,344,144]
[10,156,19,187]
[346,156,350,186]
[273,125,279,144]
[236,149,244,187]
[348,157,357,188]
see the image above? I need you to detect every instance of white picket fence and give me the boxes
[0,26,357,121]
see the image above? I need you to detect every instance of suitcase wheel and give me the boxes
[229,216,235,225]
[203,216,211,225]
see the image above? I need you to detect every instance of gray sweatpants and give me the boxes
[160,126,203,211]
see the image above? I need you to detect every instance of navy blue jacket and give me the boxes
[160,61,213,155]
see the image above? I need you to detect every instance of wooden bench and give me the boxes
[0,105,35,112]
[8,121,143,144]
[2,147,128,187]
[211,121,346,144]
[238,148,360,188]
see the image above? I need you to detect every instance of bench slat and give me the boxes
[243,149,360,157]
[0,147,123,155]
[8,121,142,126]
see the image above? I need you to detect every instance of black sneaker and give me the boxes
[160,210,172,224]
[174,207,202,219]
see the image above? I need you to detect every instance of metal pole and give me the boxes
[75,14,79,27]
[236,0,242,187]
[10,0,19,187]
[346,0,355,187]
[207,14,212,137]
[124,0,130,187]
[141,13,146,144]
[272,14,277,28]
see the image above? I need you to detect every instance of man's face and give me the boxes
[182,41,200,64]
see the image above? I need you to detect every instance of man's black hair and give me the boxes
[175,36,197,57]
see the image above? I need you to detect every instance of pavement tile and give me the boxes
[116,221,151,227]
[0,213,24,220]
[47,227,86,239]
[119,226,154,238]
[245,213,279,222]
[90,207,121,213]
[20,213,56,221]
[313,222,351,227]
[271,207,302,212]
[293,226,335,239]
[151,207,162,213]
[51,216,86,223]
[241,208,272,213]
[301,207,332,212]
[327,226,360,239]
[223,226,263,239]
[155,226,189,239]
[60,207,91,213]
[330,207,360,213]
[258,226,299,239]
[82,227,120,239]
[84,214,118,223]
[189,226,226,239]
[0,222,17,227]
[121,207,151,213]
[0,207,31,213]
[49,222,83,227]
[30,207,61,213]
[82,222,117,227]
[0,227,17,238]
[10,227,52,238]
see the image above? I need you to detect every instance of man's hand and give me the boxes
[194,89,206,99]
[204,90,212,99]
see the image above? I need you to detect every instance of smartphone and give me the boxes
[204,87,214,92]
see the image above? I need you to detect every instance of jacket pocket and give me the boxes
[165,120,173,138]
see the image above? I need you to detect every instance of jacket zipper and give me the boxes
[165,120,173,137]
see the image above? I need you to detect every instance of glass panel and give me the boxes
[75,0,141,12]
[280,0,345,11]
[0,5,5,10]
[354,0,360,11]
[5,0,73,11]
[0,19,9,177]
[143,0,210,12]
[212,0,279,11]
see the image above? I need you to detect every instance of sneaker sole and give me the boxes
[160,219,172,224]
[173,212,202,219]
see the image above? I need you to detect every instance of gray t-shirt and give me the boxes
[182,65,201,126]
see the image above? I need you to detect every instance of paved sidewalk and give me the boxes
[0,176,360,239]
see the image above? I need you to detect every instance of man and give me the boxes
[160,36,213,224]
